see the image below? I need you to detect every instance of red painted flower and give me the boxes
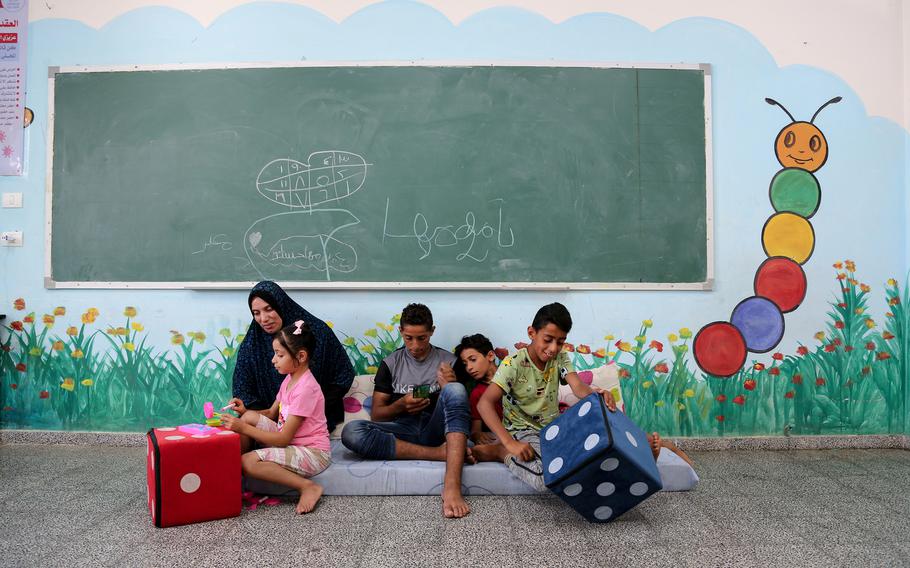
[514,341,529,350]
[768,367,780,376]
[876,352,891,361]
[743,379,756,391]
[563,342,575,353]
[12,298,25,310]
[882,332,895,340]
[837,303,847,309]
[888,297,900,306]
[834,321,844,329]
[10,320,23,331]
[15,363,26,372]
[784,391,795,399]
[833,338,842,346]
[649,340,663,352]
[832,262,843,269]
[861,366,871,376]
[618,368,631,379]
[592,348,606,359]
[816,377,826,386]
[715,394,727,403]
[732,395,745,405]
[23,314,34,324]
[576,344,591,354]
[886,312,894,318]
[824,344,836,353]
[772,352,784,361]
[792,374,803,385]
[836,273,846,280]
[845,346,854,352]
[494,347,509,361]
[865,342,876,351]
[715,415,725,422]
[39,390,49,399]
[797,346,809,356]
[753,363,765,371]
[653,362,669,374]
[10,383,17,390]
[0,345,10,352]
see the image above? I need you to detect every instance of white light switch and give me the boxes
[1,231,22,246]
[1,192,22,208]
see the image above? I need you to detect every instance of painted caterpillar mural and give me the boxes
[694,96,842,377]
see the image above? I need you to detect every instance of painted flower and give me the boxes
[654,363,669,374]
[833,338,842,346]
[836,273,846,280]
[769,367,781,376]
[684,388,695,398]
[563,343,575,353]
[883,332,895,340]
[23,313,34,324]
[15,363,26,372]
[608,351,616,357]
[678,328,693,339]
[71,349,84,359]
[360,345,375,354]
[61,378,75,392]
[604,334,615,341]
[123,307,137,317]
[866,342,876,351]
[832,262,843,269]
[642,319,653,329]
[66,326,78,336]
[10,383,17,390]
[618,368,631,379]
[615,340,631,352]
[784,391,795,399]
[46,342,60,353]
[715,415,725,422]
[845,260,855,271]
[824,344,836,353]
[391,313,401,323]
[81,379,93,387]
[676,402,686,411]
[848,278,858,286]
[753,363,765,371]
[743,379,756,391]
[514,341,529,350]
[876,352,891,361]
[854,308,865,315]
[28,347,42,357]
[123,342,135,352]
[887,278,897,287]
[797,346,809,356]
[667,333,678,343]
[862,366,871,376]
[39,390,49,399]
[576,344,591,354]
[772,352,783,361]
[170,334,185,346]
[889,297,900,306]
[190,331,206,343]
[593,348,606,359]
[654,400,665,407]
[837,303,846,308]
[860,284,871,293]
[87,307,100,317]
[633,336,646,344]
[886,312,894,318]
[732,395,745,405]
[642,381,653,389]
[13,298,25,310]
[343,337,356,346]
[323,321,334,329]
[10,320,23,331]
[81,312,96,324]
[834,321,844,329]
[219,328,232,337]
[715,394,727,403]
[366,365,379,374]
[131,322,144,332]
[649,340,663,352]
[845,345,854,352]
[865,319,876,329]
[816,377,826,386]
[792,374,803,385]
[364,328,378,338]
[222,347,235,357]
[54,306,67,316]
[814,331,825,341]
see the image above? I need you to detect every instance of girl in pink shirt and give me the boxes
[222,320,331,514]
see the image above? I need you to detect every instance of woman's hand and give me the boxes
[506,439,535,462]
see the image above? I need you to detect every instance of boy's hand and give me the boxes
[506,439,536,462]
[220,413,245,433]
[225,398,246,415]
[401,393,431,415]
[436,362,456,387]
[592,387,617,411]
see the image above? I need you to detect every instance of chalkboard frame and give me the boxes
[45,61,714,290]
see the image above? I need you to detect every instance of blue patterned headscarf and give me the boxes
[232,281,354,430]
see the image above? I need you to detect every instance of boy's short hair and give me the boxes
[531,302,573,333]
[455,333,494,360]
[400,303,433,329]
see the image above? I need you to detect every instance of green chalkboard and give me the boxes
[48,64,711,288]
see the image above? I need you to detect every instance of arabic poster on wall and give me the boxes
[0,0,26,175]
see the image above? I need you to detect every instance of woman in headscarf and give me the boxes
[233,281,354,433]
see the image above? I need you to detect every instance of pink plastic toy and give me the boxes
[203,402,215,419]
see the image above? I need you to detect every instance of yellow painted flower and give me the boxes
[42,314,55,326]
[366,365,378,374]
[616,341,631,352]
[219,328,231,337]
[87,307,99,316]
[123,307,137,318]
[642,381,653,389]
[604,334,615,341]
[668,333,678,343]
[131,322,144,332]
[814,331,825,341]
[52,340,65,352]
[887,278,897,287]
[381,323,394,332]
[360,344,375,354]
[29,347,42,357]
[677,344,689,353]
[66,326,78,336]
[236,334,246,343]
[115,327,129,337]
[860,284,871,293]
[676,402,686,410]
[642,319,653,329]
[364,328,378,338]
[343,337,356,346]
[654,400,664,407]
[854,308,865,315]
[679,328,692,339]
[847,278,858,286]
[71,349,84,359]
[61,378,75,391]
[684,388,695,398]
[326,321,334,329]
[53,306,66,316]
[81,379,93,387]
[171,334,185,346]
[634,335,646,343]
[865,319,876,329]
[391,313,401,323]
[191,331,206,343]
[222,347,235,357]
[123,342,135,352]
[607,351,616,357]
[81,312,96,324]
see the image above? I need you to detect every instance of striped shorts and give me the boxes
[252,414,331,478]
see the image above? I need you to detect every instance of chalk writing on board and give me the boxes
[191,234,232,255]
[255,151,369,210]
[381,198,515,262]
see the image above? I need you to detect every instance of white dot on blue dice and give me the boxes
[596,482,615,496]
[594,506,613,520]
[584,433,599,451]
[630,482,648,496]
[548,457,564,474]
[600,457,619,471]
[544,425,559,441]
[578,401,592,417]
[563,483,583,497]
[626,431,638,447]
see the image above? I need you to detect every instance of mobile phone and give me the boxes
[413,384,431,399]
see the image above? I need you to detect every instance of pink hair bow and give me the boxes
[293,320,304,335]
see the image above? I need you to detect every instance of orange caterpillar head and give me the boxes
[766,97,841,173]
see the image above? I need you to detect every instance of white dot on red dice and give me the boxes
[158,427,175,432]
[191,434,210,439]
[563,483,582,497]
[180,473,202,493]
[577,401,592,417]
[583,433,599,451]
[547,457,564,474]
[544,425,559,441]
[594,506,612,520]
[596,482,615,496]
[630,482,648,496]
[600,457,619,471]
[165,435,185,441]
[217,431,233,436]
[626,431,638,447]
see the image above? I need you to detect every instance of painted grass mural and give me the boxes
[1,261,907,435]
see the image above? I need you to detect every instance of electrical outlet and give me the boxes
[1,192,22,208]
[1,231,22,246]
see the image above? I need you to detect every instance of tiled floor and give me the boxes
[1,444,909,567]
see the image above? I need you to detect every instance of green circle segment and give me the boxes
[769,168,820,218]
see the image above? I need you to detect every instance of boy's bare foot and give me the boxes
[471,443,507,462]
[442,485,470,518]
[296,481,323,514]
